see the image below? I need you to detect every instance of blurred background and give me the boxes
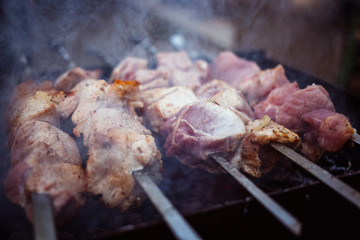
[0,0,359,95]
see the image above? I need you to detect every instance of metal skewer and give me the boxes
[133,171,202,240]
[211,155,302,237]
[270,142,360,209]
[352,132,360,145]
[32,193,57,240]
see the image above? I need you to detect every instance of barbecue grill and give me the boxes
[1,1,360,240]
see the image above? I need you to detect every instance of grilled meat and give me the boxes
[302,109,354,152]
[210,51,355,161]
[195,79,254,124]
[109,57,148,83]
[160,101,246,173]
[232,116,301,177]
[113,51,302,178]
[54,67,102,92]
[209,51,261,90]
[4,81,86,223]
[140,86,198,134]
[64,78,162,210]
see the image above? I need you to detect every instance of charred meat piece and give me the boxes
[160,101,246,173]
[232,116,301,177]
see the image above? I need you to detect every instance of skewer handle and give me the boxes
[133,171,202,240]
[212,155,302,237]
[270,142,360,209]
[32,193,57,240]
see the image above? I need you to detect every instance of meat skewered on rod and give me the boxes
[4,80,88,239]
[54,71,201,240]
[110,53,303,235]
[32,193,57,240]
[208,51,360,208]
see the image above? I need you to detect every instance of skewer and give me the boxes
[133,171,202,240]
[352,132,360,145]
[32,193,57,240]
[270,142,360,209]
[211,155,302,237]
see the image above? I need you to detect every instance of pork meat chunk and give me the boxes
[195,79,254,123]
[160,101,246,173]
[109,57,148,83]
[232,115,301,177]
[79,108,162,209]
[239,65,290,104]
[140,86,198,134]
[302,109,354,152]
[54,67,101,92]
[156,51,209,89]
[209,51,261,88]
[276,84,335,132]
[254,82,300,120]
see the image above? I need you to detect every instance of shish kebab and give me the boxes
[53,68,202,240]
[109,52,303,236]
[110,50,360,227]
[209,51,360,209]
[3,79,91,240]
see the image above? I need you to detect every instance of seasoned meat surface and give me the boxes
[232,116,301,177]
[4,81,86,223]
[69,79,162,210]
